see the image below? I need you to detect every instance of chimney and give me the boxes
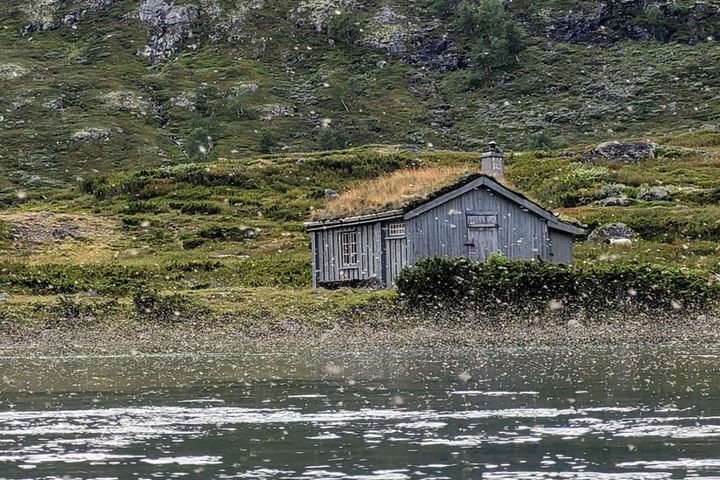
[481,141,504,179]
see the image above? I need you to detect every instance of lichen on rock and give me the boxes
[261,104,293,121]
[22,0,117,34]
[362,6,412,54]
[0,64,29,80]
[103,91,154,116]
[169,91,198,111]
[234,82,259,95]
[71,128,112,144]
[137,0,199,64]
[290,0,360,32]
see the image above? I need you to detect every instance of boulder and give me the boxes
[324,188,339,199]
[137,0,198,64]
[23,0,117,34]
[585,140,657,163]
[71,128,112,144]
[0,64,28,80]
[637,187,671,202]
[596,197,631,207]
[363,7,412,55]
[261,104,292,121]
[588,223,635,243]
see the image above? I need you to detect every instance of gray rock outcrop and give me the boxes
[137,0,198,64]
[71,128,112,144]
[23,0,117,34]
[596,197,631,207]
[637,187,672,202]
[585,140,657,163]
[588,223,636,243]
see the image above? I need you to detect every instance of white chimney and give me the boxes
[481,141,504,179]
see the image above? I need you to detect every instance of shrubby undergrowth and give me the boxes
[396,256,719,315]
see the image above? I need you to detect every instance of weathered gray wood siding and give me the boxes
[549,229,574,264]
[406,186,552,265]
[383,223,408,287]
[313,222,383,285]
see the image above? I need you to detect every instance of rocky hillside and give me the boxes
[1,0,719,189]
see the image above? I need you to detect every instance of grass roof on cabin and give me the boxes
[314,166,492,221]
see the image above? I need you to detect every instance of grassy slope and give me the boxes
[1,0,719,190]
[0,131,718,328]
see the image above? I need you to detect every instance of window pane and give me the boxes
[468,213,497,227]
[340,231,358,266]
[388,223,405,236]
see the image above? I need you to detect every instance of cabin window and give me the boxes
[388,223,406,237]
[340,230,358,267]
[467,213,498,228]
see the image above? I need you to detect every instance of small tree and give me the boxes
[455,0,524,71]
[327,12,362,46]
[642,5,675,41]
[317,128,348,151]
[528,131,564,150]
[186,117,216,159]
[259,131,276,153]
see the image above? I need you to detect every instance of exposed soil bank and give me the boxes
[1,312,718,356]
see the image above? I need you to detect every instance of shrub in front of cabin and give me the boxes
[396,256,719,315]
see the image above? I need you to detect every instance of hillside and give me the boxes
[0,130,718,330]
[1,0,720,190]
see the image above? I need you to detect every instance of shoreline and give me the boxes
[2,311,718,356]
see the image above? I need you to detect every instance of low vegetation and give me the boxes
[397,256,720,315]
[319,166,473,219]
[0,131,719,331]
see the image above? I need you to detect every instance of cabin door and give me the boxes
[466,213,499,262]
[467,227,499,262]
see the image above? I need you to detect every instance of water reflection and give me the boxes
[1,346,720,478]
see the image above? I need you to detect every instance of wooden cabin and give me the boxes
[304,144,585,288]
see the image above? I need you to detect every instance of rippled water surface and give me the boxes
[2,345,720,479]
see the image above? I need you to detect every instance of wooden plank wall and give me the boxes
[406,186,555,265]
[549,230,574,264]
[385,236,408,286]
[314,222,383,284]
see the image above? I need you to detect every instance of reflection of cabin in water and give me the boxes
[304,143,585,289]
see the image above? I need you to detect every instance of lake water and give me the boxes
[1,345,720,479]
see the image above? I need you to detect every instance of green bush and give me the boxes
[317,129,349,151]
[197,225,257,241]
[259,131,276,153]
[132,288,206,323]
[396,256,719,314]
[169,201,223,215]
[122,201,165,214]
[455,0,525,70]
[327,13,362,46]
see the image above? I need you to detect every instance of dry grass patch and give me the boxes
[318,166,476,219]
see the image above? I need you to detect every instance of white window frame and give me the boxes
[340,230,358,267]
[388,223,406,237]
